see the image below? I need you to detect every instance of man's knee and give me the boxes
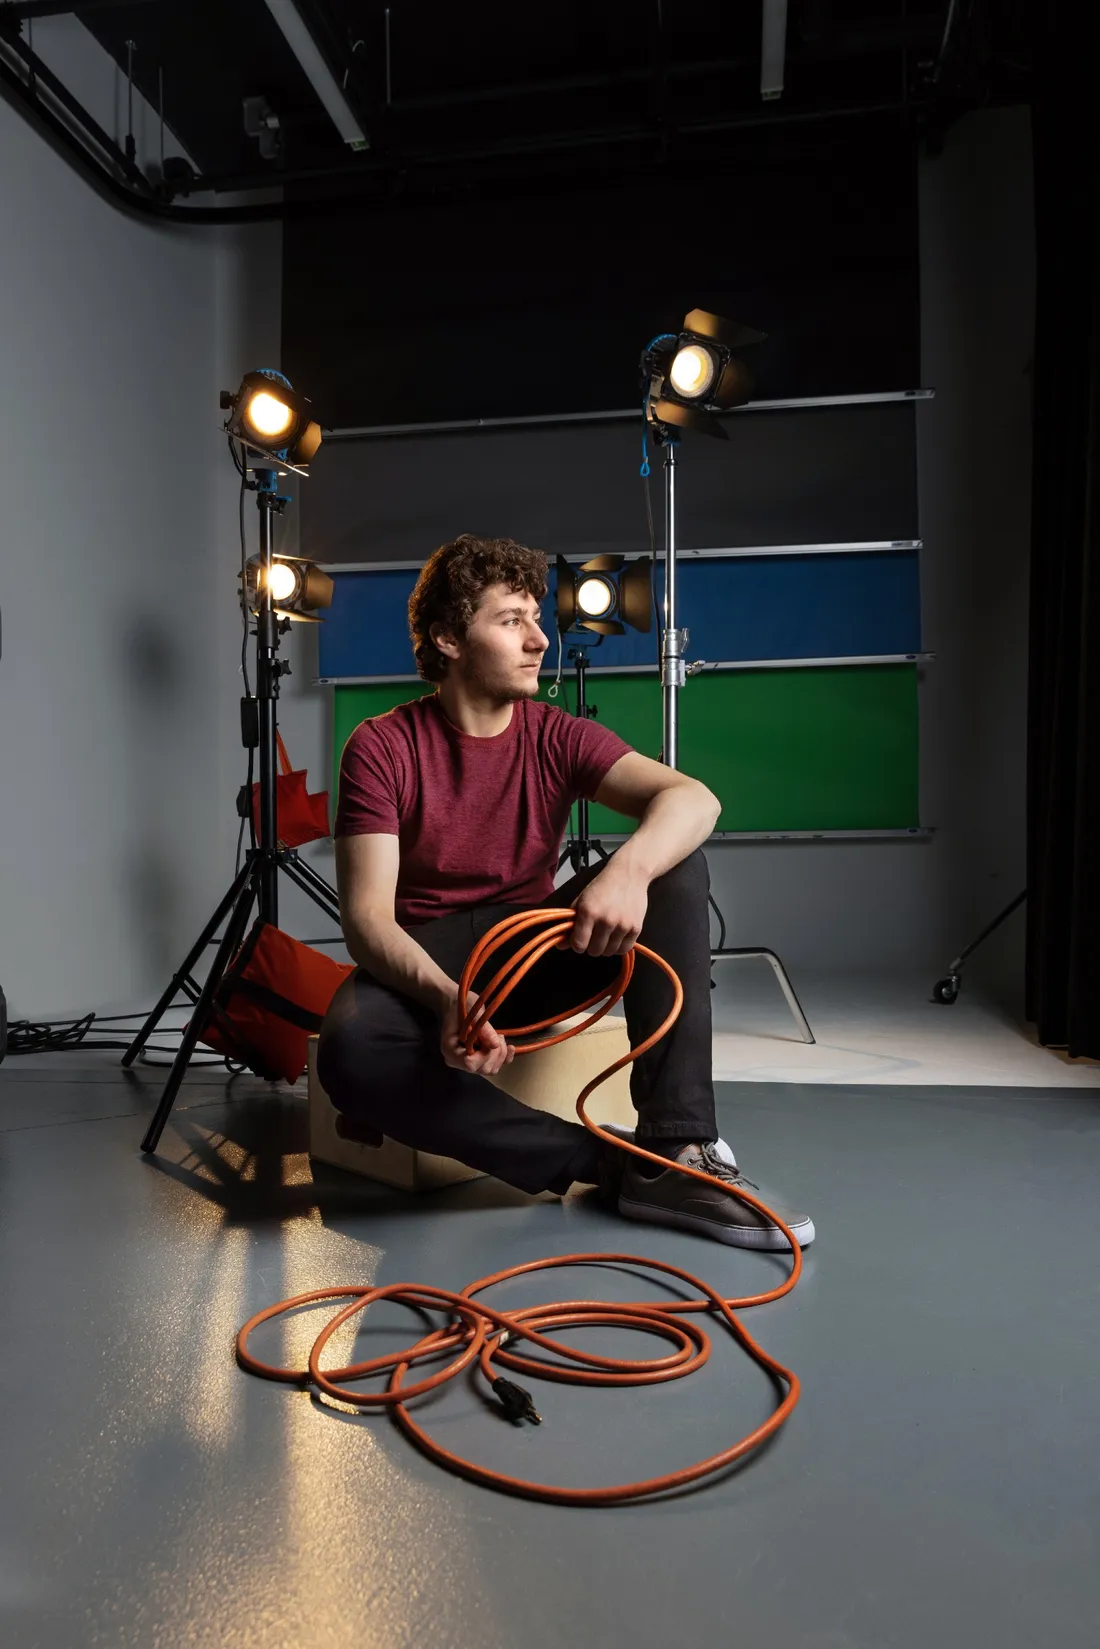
[317,972,436,1108]
[316,1018,358,1106]
[651,847,710,899]
[319,1015,444,1120]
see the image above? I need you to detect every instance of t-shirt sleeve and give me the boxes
[333,720,402,837]
[561,710,633,801]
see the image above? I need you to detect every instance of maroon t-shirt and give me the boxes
[334,693,632,925]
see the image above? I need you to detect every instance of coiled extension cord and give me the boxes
[236,908,804,1505]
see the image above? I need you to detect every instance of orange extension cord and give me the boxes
[236,908,804,1505]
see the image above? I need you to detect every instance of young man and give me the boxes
[318,534,814,1250]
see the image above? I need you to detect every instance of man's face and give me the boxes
[438,583,549,700]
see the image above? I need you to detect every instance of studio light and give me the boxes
[248,392,296,440]
[645,309,766,439]
[221,369,323,468]
[243,553,334,623]
[267,561,298,603]
[638,305,765,767]
[132,369,341,1155]
[554,553,650,873]
[556,554,652,638]
[576,575,615,618]
[668,343,716,399]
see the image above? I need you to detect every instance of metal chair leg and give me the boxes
[710,948,816,1045]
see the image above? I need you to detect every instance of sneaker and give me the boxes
[592,1127,737,1211]
[617,1141,815,1251]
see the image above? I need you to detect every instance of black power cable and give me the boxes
[235,441,259,873]
[5,1012,236,1065]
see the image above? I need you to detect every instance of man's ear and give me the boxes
[430,621,461,662]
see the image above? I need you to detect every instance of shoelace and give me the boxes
[695,1143,760,1193]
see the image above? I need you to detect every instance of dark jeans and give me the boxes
[317,848,718,1196]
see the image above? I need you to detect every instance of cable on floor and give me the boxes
[5,1012,237,1065]
[236,907,804,1505]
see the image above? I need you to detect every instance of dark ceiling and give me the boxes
[1,0,1032,211]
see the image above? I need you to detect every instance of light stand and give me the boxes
[124,463,342,1153]
[557,637,610,874]
[657,431,685,768]
[646,405,815,1045]
[553,551,650,872]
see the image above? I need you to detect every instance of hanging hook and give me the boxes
[124,38,136,166]
[342,36,365,91]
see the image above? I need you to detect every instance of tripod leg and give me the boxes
[281,853,341,922]
[122,860,255,1068]
[284,849,338,903]
[139,869,258,1155]
[710,948,816,1045]
[948,889,1027,972]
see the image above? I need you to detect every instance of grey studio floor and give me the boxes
[3,1004,1100,1649]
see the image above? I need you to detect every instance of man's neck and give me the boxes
[435,676,518,738]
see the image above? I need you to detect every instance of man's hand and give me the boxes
[569,861,649,957]
[439,991,516,1076]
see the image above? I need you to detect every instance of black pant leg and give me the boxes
[317,942,600,1196]
[316,846,717,1193]
[527,847,718,1144]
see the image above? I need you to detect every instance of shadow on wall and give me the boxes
[115,612,194,984]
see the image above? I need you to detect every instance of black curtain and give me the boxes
[1026,9,1100,1057]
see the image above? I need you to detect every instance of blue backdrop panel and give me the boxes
[317,569,420,681]
[317,551,921,681]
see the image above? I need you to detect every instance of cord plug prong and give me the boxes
[492,1376,542,1425]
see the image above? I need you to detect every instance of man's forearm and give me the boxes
[611,781,720,884]
[343,915,458,1015]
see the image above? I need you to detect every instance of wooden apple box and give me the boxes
[307,1013,635,1192]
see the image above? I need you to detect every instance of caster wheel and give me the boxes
[933,976,960,1005]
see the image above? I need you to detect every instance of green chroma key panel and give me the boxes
[332,665,919,834]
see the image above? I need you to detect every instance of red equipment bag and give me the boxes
[251,731,331,849]
[198,920,354,1083]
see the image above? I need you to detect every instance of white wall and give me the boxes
[0,45,282,1019]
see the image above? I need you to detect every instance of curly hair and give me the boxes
[408,533,549,683]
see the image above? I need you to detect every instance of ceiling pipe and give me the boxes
[355,21,944,114]
[188,99,927,197]
[262,0,368,150]
[0,22,930,229]
[0,49,285,221]
[761,0,789,100]
[0,20,153,192]
[0,1,157,17]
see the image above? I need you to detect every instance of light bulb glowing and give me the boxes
[245,390,295,438]
[267,562,298,602]
[668,343,716,400]
[577,576,614,617]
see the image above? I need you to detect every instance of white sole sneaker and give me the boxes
[617,1193,816,1252]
